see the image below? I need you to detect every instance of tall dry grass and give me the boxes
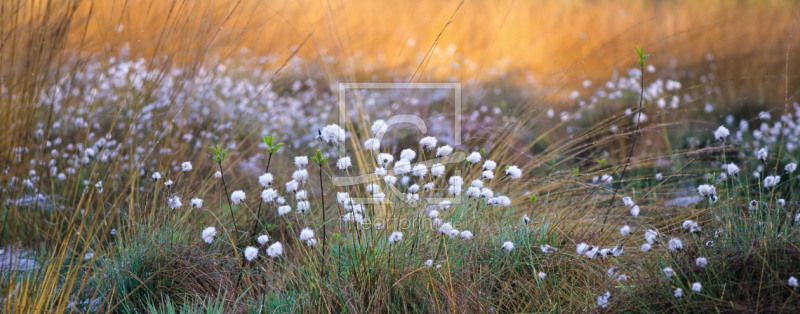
[1,0,799,312]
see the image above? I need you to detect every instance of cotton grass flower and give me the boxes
[576,243,590,255]
[400,149,416,161]
[337,157,352,170]
[505,165,522,179]
[202,226,217,244]
[438,222,459,238]
[632,112,647,125]
[501,241,515,251]
[320,124,345,144]
[673,288,683,299]
[668,238,683,251]
[682,220,701,233]
[480,188,494,199]
[294,156,308,168]
[620,225,632,236]
[261,188,278,202]
[292,169,309,183]
[540,244,557,253]
[482,170,495,180]
[296,201,310,213]
[714,126,730,141]
[299,228,315,246]
[789,276,799,289]
[168,196,182,209]
[257,234,270,246]
[436,145,453,157]
[377,153,394,166]
[466,152,481,163]
[691,282,702,293]
[164,180,174,187]
[231,190,246,204]
[459,230,473,239]
[394,160,411,175]
[597,291,611,309]
[259,173,274,187]
[697,184,716,198]
[278,205,291,216]
[629,204,640,216]
[696,257,708,267]
[756,147,768,162]
[181,161,192,172]
[622,196,634,207]
[663,267,674,279]
[640,243,652,252]
[764,175,780,189]
[420,136,437,150]
[151,172,161,181]
[431,163,445,177]
[285,180,299,193]
[214,171,222,179]
[364,138,380,151]
[786,163,797,173]
[388,231,404,243]
[538,272,547,279]
[244,246,259,261]
[190,198,203,209]
[412,164,428,178]
[371,120,388,136]
[267,242,283,258]
[725,163,740,177]
[483,160,497,171]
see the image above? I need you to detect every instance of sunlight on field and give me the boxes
[10,0,799,94]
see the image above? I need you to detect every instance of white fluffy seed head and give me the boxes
[466,152,481,163]
[299,228,315,241]
[202,226,217,244]
[244,246,258,261]
[668,238,683,251]
[505,165,522,179]
[714,125,730,141]
[436,145,453,157]
[267,242,283,258]
[388,231,404,243]
[294,156,308,168]
[420,136,437,150]
[336,157,352,170]
[259,173,274,187]
[257,234,270,246]
[231,190,246,204]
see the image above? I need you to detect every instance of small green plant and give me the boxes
[262,135,284,155]
[209,145,233,164]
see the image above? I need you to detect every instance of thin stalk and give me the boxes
[601,62,646,233]
[218,162,240,245]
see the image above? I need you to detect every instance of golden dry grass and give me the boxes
[6,0,799,90]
